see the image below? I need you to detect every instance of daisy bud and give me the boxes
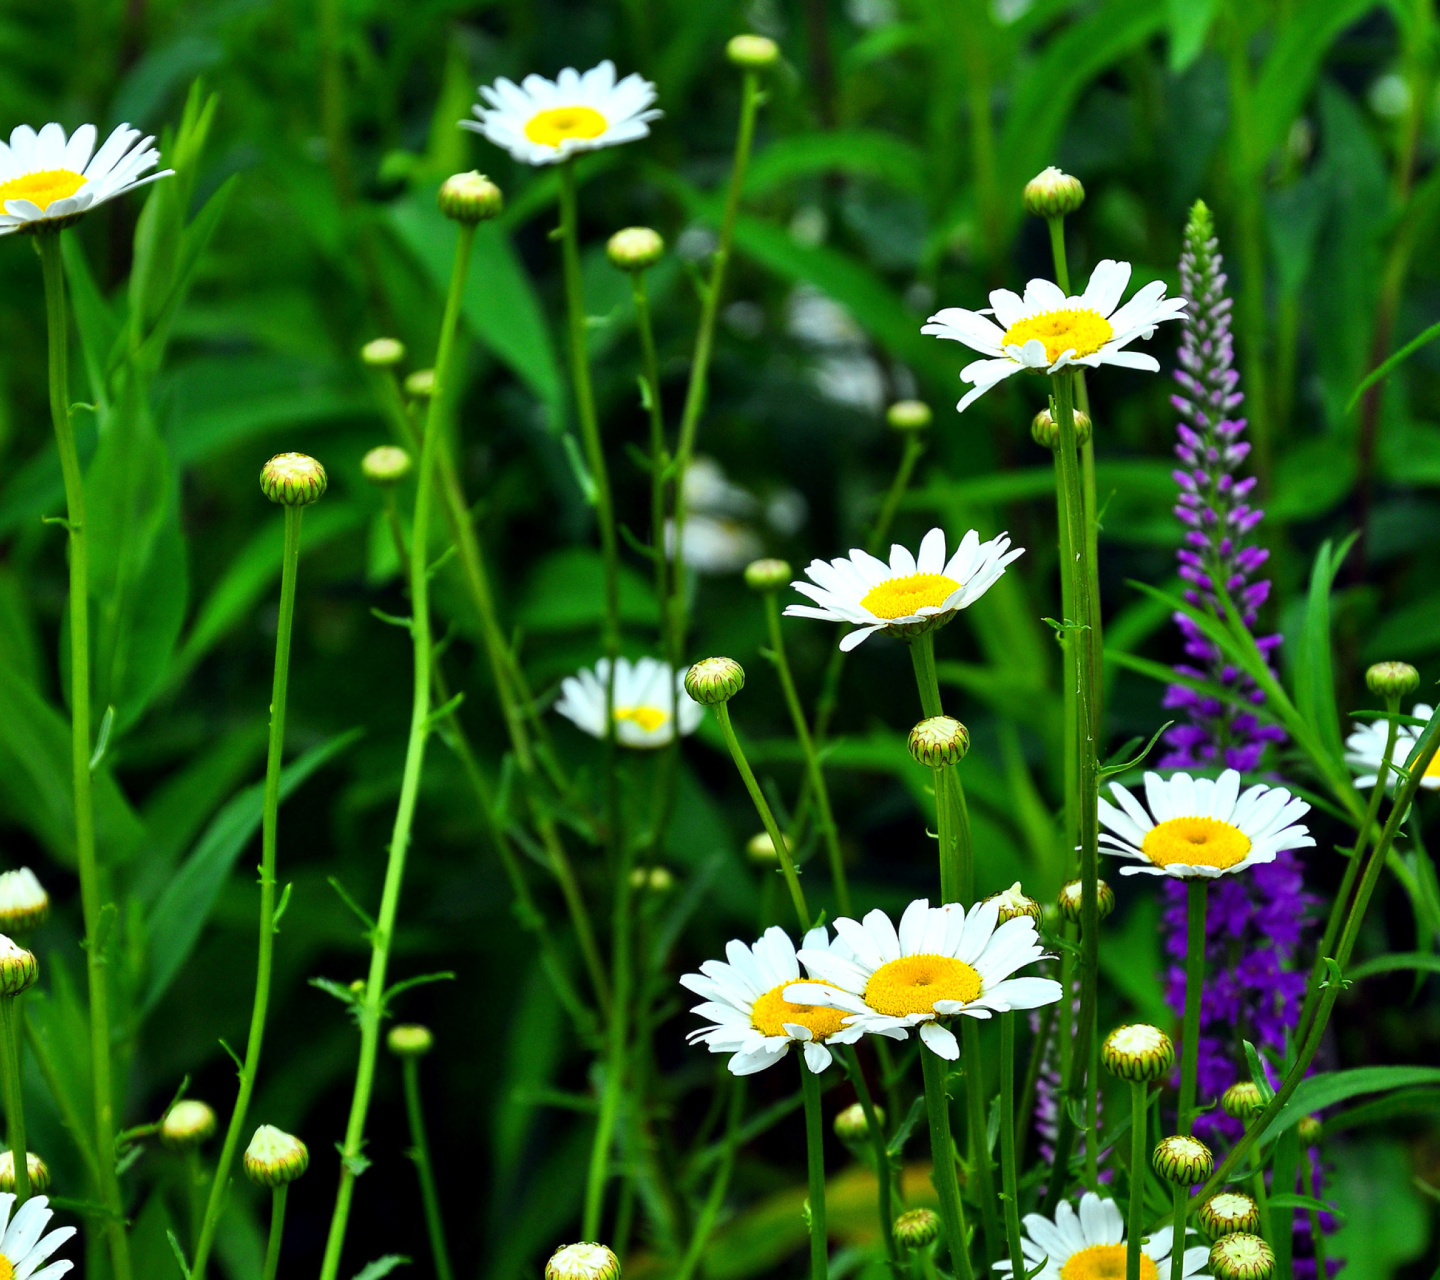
[886,400,932,432]
[545,1242,621,1280]
[362,445,412,486]
[437,171,504,224]
[1058,877,1114,923]
[1023,166,1086,219]
[243,1125,309,1186]
[747,831,786,864]
[1209,1232,1275,1280]
[1298,1115,1323,1147]
[405,369,436,399]
[908,716,969,767]
[0,1151,48,1193]
[1152,1133,1213,1186]
[0,869,49,935]
[726,34,780,69]
[360,337,406,369]
[260,453,327,507]
[161,1099,218,1151]
[893,1207,940,1251]
[386,1024,434,1058]
[684,657,745,705]
[629,865,675,893]
[0,937,37,996]
[985,881,1042,925]
[607,227,664,272]
[1221,1080,1265,1121]
[1030,407,1093,449]
[832,1102,882,1143]
[1101,1023,1175,1082]
[1198,1191,1261,1239]
[744,558,792,592]
[1365,661,1420,699]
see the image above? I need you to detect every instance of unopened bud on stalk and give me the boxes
[243,1126,309,1186]
[438,171,503,223]
[684,657,745,705]
[1058,877,1113,923]
[545,1242,621,1280]
[1023,166,1085,219]
[0,1151,48,1193]
[726,34,780,69]
[629,866,675,893]
[1366,661,1420,699]
[606,227,664,271]
[1297,1115,1322,1147]
[893,1207,940,1250]
[1221,1080,1265,1121]
[0,869,48,935]
[832,1102,882,1143]
[1031,407,1093,450]
[260,453,327,507]
[1152,1134,1213,1185]
[387,1024,434,1058]
[985,882,1042,925]
[1208,1233,1275,1280]
[747,831,786,864]
[1198,1191,1261,1239]
[360,337,406,368]
[161,1100,218,1151]
[362,445,413,486]
[405,369,436,399]
[908,716,969,767]
[744,558,792,592]
[1101,1023,1174,1082]
[0,937,36,996]
[886,400,931,432]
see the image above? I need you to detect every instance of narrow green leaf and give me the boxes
[1267,1066,1440,1140]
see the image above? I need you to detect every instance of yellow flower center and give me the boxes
[1060,1244,1156,1280]
[0,168,86,212]
[524,106,609,147]
[1002,308,1114,364]
[859,572,961,620]
[1424,753,1440,779]
[1140,816,1252,870]
[614,705,668,734]
[750,981,849,1041]
[863,954,982,1017]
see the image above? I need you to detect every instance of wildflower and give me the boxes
[360,337,406,368]
[1153,1134,1214,1185]
[0,938,36,996]
[1101,1024,1175,1082]
[260,453,327,507]
[362,445,412,486]
[986,882,1042,925]
[436,171,503,223]
[0,1195,75,1279]
[894,1208,940,1250]
[0,870,48,936]
[1198,1192,1261,1239]
[726,34,781,68]
[907,716,969,767]
[1022,166,1086,219]
[1346,702,1439,790]
[1209,1234,1274,1280]
[160,1100,217,1151]
[606,227,664,271]
[0,1152,48,1193]
[546,1243,621,1280]
[683,658,744,706]
[386,1025,434,1058]
[243,1126,308,1186]
[1058,877,1114,923]
[832,1102,880,1142]
[1221,1080,1265,1121]
[886,400,932,431]
[554,658,704,747]
[994,1191,1209,1279]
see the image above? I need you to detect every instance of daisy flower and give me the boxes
[0,123,171,236]
[922,259,1187,412]
[553,657,704,749]
[784,527,1023,652]
[784,898,1062,1060]
[1345,703,1439,790]
[463,61,660,166]
[680,925,862,1074]
[1098,768,1313,880]
[995,1192,1209,1280]
[0,1194,77,1279]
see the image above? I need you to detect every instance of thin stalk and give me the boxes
[1305,1151,1328,1280]
[1126,1081,1146,1280]
[908,634,973,901]
[870,437,926,552]
[316,220,476,1280]
[1178,881,1207,1135]
[401,1057,454,1280]
[1015,1001,1055,1169]
[920,1049,974,1280]
[763,594,851,915]
[1167,1185,1187,1280]
[24,1017,99,1187]
[962,1024,1001,1265]
[841,1046,901,1275]
[0,996,28,1203]
[800,1062,830,1280]
[714,702,811,930]
[191,501,305,1279]
[998,1014,1025,1276]
[1271,1125,1299,1280]
[37,232,130,1280]
[261,1184,288,1280]
[183,1149,206,1250]
[675,1078,745,1280]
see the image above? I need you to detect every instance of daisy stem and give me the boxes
[675,1075,745,1280]
[1178,881,1208,1136]
[260,1184,288,1280]
[1127,1080,1147,1280]
[920,1048,975,1280]
[841,1045,901,1275]
[998,1013,1026,1276]
[714,702,811,930]
[962,1024,1001,1264]
[800,1061,830,1280]
[764,593,851,916]
[870,435,927,555]
[37,231,131,1280]
[190,500,305,1280]
[1166,1185,1187,1280]
[0,995,28,1203]
[909,634,973,902]
[402,1055,454,1280]
[316,220,475,1280]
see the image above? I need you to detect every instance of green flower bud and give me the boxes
[747,831,786,864]
[893,1207,940,1250]
[1101,1023,1175,1082]
[985,881,1042,926]
[833,1102,882,1143]
[387,1024,434,1058]
[1366,661,1420,699]
[726,34,780,69]
[261,453,327,507]
[629,865,675,893]
[886,400,932,432]
[684,657,745,705]
[908,716,969,767]
[1221,1080,1265,1122]
[1209,1232,1275,1280]
[545,1242,621,1280]
[1058,877,1114,924]
[405,369,436,399]
[744,558,792,592]
[1152,1134,1213,1186]
[0,869,49,935]
[437,171,503,223]
[0,937,37,996]
[243,1125,309,1186]
[1297,1115,1323,1148]
[1030,407,1093,449]
[362,445,413,486]
[606,227,664,272]
[1198,1191,1261,1239]
[0,1151,48,1193]
[360,337,406,368]
[161,1100,218,1151]
[1023,166,1085,219]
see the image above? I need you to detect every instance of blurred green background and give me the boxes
[2,0,1440,1275]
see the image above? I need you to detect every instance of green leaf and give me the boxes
[352,1257,410,1280]
[61,235,121,413]
[1345,317,1440,414]
[1167,0,1219,70]
[1347,951,1440,983]
[1267,1066,1440,1140]
[516,546,658,633]
[744,129,926,196]
[1293,536,1355,766]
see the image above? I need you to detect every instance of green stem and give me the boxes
[0,997,27,1203]
[24,1016,99,1187]
[184,1149,206,1251]
[261,1184,288,1280]
[870,438,925,554]
[1178,881,1207,1136]
[920,1049,974,1280]
[962,1023,1000,1266]
[714,702,810,930]
[1167,1184,1187,1280]
[764,594,851,915]
[1271,1125,1299,1280]
[998,1014,1025,1276]
[1305,1148,1328,1280]
[1126,1082,1146,1280]
[402,1057,453,1280]
[841,1046,901,1275]
[908,634,972,902]
[1046,218,1071,293]
[1015,1001,1054,1169]
[675,1078,745,1280]
[316,220,475,1280]
[800,1062,830,1280]
[191,501,305,1278]
[37,231,130,1280]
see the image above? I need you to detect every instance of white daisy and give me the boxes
[1345,703,1439,790]
[994,1192,1209,1280]
[1098,768,1313,880]
[463,61,660,167]
[553,657,704,749]
[0,1194,77,1280]
[922,259,1187,412]
[784,527,1023,652]
[784,898,1062,1061]
[0,123,171,236]
[680,925,863,1075]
